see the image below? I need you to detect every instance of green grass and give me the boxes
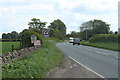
[1,42,20,54]
[2,38,64,78]
[80,41,119,51]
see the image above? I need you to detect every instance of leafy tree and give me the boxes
[109,31,114,34]
[18,32,22,39]
[21,30,42,47]
[48,19,66,40]
[2,31,21,39]
[11,31,18,39]
[28,18,47,33]
[66,34,71,38]
[6,33,12,39]
[70,31,80,38]
[80,19,110,40]
[2,33,7,39]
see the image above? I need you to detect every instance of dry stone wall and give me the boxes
[0,46,40,67]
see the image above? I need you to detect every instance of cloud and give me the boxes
[0,3,55,15]
[0,0,119,38]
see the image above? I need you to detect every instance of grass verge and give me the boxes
[1,42,20,55]
[80,41,119,51]
[2,38,64,78]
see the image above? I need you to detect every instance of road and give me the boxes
[56,42,118,78]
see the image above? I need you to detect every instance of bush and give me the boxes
[89,34,120,43]
[21,30,42,47]
[0,39,21,42]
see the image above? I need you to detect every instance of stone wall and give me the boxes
[0,46,40,67]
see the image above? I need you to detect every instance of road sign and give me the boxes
[34,40,41,46]
[42,29,49,37]
[31,35,37,43]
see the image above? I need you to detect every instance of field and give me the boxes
[80,41,119,51]
[2,39,64,78]
[1,42,20,54]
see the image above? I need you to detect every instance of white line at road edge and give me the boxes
[69,56,105,79]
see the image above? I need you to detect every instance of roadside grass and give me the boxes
[2,38,64,78]
[1,42,20,54]
[80,41,119,51]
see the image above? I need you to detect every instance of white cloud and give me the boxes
[1,3,55,15]
[68,22,79,27]
[82,0,118,11]
[56,0,119,12]
[0,0,119,38]
[57,0,82,11]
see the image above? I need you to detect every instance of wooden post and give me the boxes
[12,45,14,51]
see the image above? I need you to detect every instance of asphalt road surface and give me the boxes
[56,42,118,78]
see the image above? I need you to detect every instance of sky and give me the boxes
[0,0,119,38]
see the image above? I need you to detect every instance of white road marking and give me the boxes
[69,56,106,79]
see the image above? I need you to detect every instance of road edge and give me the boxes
[69,56,106,79]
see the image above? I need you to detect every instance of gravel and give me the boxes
[45,56,102,78]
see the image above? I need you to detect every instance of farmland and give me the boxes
[1,42,20,54]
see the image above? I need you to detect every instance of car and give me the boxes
[69,37,74,43]
[73,38,80,45]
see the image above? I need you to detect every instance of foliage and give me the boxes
[89,34,120,43]
[48,19,66,40]
[28,18,47,33]
[2,39,64,78]
[80,19,110,40]
[66,31,80,40]
[21,30,42,47]
[70,31,80,38]
[2,31,21,39]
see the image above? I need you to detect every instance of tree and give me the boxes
[48,19,66,40]
[28,18,47,33]
[6,33,12,39]
[11,31,18,39]
[109,31,114,34]
[80,19,110,40]
[21,30,42,47]
[2,31,21,39]
[2,33,7,39]
[70,31,80,38]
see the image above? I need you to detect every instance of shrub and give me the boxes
[89,34,120,43]
[21,30,42,47]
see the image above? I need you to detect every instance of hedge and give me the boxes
[0,39,22,42]
[89,34,120,43]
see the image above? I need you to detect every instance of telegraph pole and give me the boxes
[86,27,87,41]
